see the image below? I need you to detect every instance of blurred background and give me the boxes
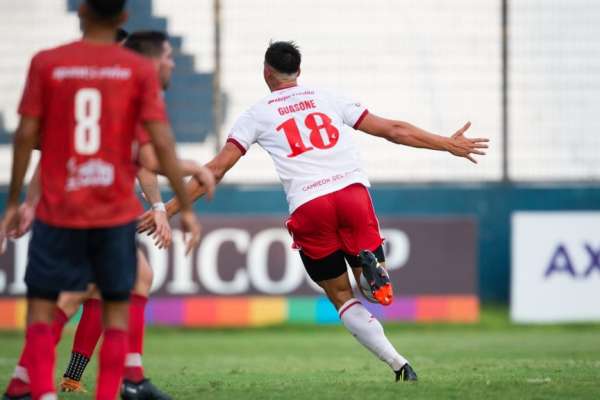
[0,0,599,328]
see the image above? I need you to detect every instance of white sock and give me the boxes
[338,298,408,371]
[13,364,29,383]
[125,353,143,367]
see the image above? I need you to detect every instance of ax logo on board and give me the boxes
[511,212,600,323]
[544,243,600,279]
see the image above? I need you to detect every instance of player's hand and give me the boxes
[0,205,20,254]
[447,122,489,164]
[179,210,201,255]
[193,165,216,201]
[150,210,172,249]
[137,210,156,235]
[13,202,35,238]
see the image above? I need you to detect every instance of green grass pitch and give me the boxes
[0,308,599,399]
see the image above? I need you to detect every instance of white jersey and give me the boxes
[227,85,370,214]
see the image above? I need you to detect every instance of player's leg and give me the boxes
[121,250,172,400]
[125,249,152,383]
[90,222,137,400]
[303,250,415,381]
[23,297,59,400]
[2,303,55,400]
[3,290,90,399]
[61,286,103,392]
[7,220,93,400]
[336,184,417,381]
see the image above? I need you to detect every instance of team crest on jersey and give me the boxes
[65,158,115,191]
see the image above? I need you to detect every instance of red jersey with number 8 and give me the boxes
[18,40,167,228]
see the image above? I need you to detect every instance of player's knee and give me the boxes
[57,292,88,318]
[102,300,130,331]
[26,298,57,325]
[325,287,355,310]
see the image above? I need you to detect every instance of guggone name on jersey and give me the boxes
[277,100,316,116]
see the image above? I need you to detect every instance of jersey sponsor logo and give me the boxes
[65,157,115,191]
[267,90,315,105]
[52,66,132,81]
[302,169,362,192]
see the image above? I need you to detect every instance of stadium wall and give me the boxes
[1,184,599,305]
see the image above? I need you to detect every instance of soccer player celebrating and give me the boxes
[0,1,199,399]
[141,41,489,382]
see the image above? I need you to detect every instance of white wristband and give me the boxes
[152,202,166,212]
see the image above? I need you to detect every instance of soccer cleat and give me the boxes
[395,363,418,382]
[121,379,172,400]
[358,250,393,305]
[2,393,31,400]
[60,377,87,393]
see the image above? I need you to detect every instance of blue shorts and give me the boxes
[25,219,138,302]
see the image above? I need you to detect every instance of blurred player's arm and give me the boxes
[166,142,241,216]
[137,167,172,249]
[138,142,241,234]
[356,114,488,164]
[138,144,215,199]
[1,116,40,238]
[137,167,162,205]
[9,159,42,238]
[24,161,41,207]
[143,120,200,253]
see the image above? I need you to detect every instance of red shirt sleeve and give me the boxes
[18,53,44,118]
[138,60,167,123]
[135,124,151,146]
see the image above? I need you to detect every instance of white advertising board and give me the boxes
[511,212,600,323]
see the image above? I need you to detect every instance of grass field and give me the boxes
[1,308,599,400]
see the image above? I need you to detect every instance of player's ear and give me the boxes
[263,64,273,81]
[296,67,301,79]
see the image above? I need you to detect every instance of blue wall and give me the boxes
[2,183,599,302]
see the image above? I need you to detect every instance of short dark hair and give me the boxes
[124,31,169,57]
[86,0,126,19]
[265,41,301,74]
[115,28,129,42]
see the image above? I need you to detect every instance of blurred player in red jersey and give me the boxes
[57,31,208,400]
[1,30,214,400]
[140,41,489,382]
[0,1,200,399]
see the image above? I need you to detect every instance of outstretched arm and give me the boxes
[356,113,488,163]
[137,142,242,233]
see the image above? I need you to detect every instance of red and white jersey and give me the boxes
[227,85,370,213]
[19,40,167,228]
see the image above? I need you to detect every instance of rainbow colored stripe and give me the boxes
[0,295,478,329]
